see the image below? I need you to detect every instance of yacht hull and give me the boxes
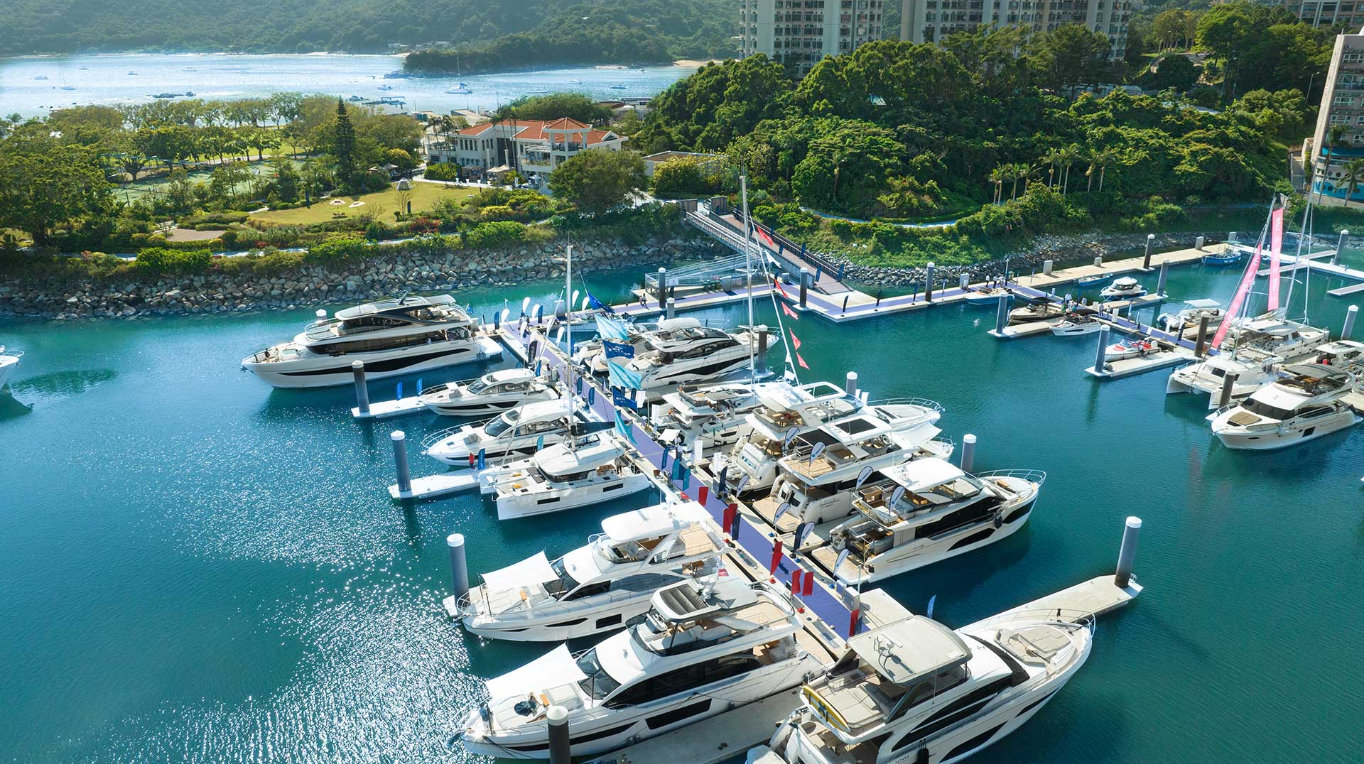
[0,358,16,390]
[426,433,564,466]
[243,340,482,389]
[422,390,556,418]
[462,592,657,642]
[1213,412,1360,450]
[495,474,653,520]
[460,656,817,759]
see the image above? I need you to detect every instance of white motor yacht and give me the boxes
[1050,311,1103,336]
[964,287,1009,306]
[1166,315,1331,406]
[455,501,725,642]
[419,367,559,417]
[752,609,1092,764]
[483,433,653,520]
[1006,299,1065,326]
[456,579,821,759]
[1099,276,1146,300]
[575,317,695,372]
[1157,299,1224,337]
[1310,339,1364,371]
[0,346,22,390]
[652,381,769,452]
[615,324,777,398]
[1104,337,1161,362]
[1210,364,1360,450]
[241,295,482,388]
[810,459,1043,585]
[423,399,585,466]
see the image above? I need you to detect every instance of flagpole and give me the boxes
[565,244,575,443]
[740,171,756,386]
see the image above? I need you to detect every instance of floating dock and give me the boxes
[981,575,1142,626]
[388,470,478,501]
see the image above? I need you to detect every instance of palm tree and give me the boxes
[1342,158,1364,204]
[1009,163,1025,200]
[1094,148,1118,192]
[1058,145,1080,195]
[1082,148,1099,192]
[1041,148,1065,188]
[988,166,1006,204]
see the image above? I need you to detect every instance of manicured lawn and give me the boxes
[249,182,476,226]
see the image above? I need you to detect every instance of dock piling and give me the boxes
[993,293,1009,335]
[447,533,469,600]
[1344,305,1358,341]
[1156,260,1169,296]
[925,261,935,301]
[352,361,370,416]
[1142,233,1155,270]
[1218,372,1238,408]
[959,274,969,290]
[1042,259,1053,276]
[390,431,412,496]
[1195,315,1211,357]
[1093,328,1110,375]
[1336,230,1349,265]
[1115,516,1142,588]
[844,371,858,397]
[961,433,976,472]
[656,267,667,304]
[547,705,571,764]
[799,268,810,308]
[1094,255,1103,268]
[665,297,676,320]
[757,327,769,370]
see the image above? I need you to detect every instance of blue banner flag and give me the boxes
[606,359,643,390]
[588,293,615,315]
[595,315,630,342]
[587,387,596,406]
[612,389,639,410]
[603,341,635,360]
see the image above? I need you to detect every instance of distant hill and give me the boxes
[0,0,738,60]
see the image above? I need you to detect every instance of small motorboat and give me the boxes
[1052,310,1104,336]
[1100,276,1147,300]
[0,346,23,390]
[1077,273,1109,287]
[445,82,472,94]
[1105,337,1161,361]
[1157,299,1223,335]
[1007,298,1066,325]
[964,286,1010,306]
[1202,246,1243,266]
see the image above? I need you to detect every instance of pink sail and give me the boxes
[1212,241,1263,349]
[1267,206,1284,311]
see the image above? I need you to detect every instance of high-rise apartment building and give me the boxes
[898,0,1136,58]
[1280,0,1364,29]
[739,0,886,76]
[1310,27,1364,200]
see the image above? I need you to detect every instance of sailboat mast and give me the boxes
[565,244,575,427]
[740,172,756,383]
[1285,192,1314,320]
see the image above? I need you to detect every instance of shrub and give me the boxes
[135,247,212,275]
[424,163,462,182]
[305,236,369,264]
[464,220,528,249]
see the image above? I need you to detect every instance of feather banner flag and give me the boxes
[1267,205,1284,312]
[756,226,777,249]
[797,353,810,370]
[789,330,802,351]
[773,276,788,297]
[1212,241,1263,349]
[606,359,643,390]
[781,302,800,320]
[595,315,630,342]
[587,292,614,315]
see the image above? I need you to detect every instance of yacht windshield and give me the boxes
[1241,399,1295,421]
[484,411,519,436]
[575,648,622,699]
[467,378,491,394]
[547,557,582,596]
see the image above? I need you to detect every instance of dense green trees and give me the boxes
[0,127,111,245]
[495,94,613,125]
[548,149,646,214]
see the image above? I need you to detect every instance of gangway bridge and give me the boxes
[680,201,852,295]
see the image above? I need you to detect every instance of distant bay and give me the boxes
[0,53,697,118]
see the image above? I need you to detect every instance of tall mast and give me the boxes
[740,172,756,385]
[564,244,575,432]
[1285,192,1314,321]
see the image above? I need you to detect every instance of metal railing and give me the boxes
[974,468,1048,485]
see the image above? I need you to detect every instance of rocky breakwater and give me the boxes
[841,231,1227,289]
[0,237,723,320]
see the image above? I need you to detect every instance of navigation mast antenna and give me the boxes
[740,171,756,386]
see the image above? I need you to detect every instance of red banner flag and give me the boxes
[1267,206,1284,312]
[781,302,799,320]
[789,330,802,350]
[756,226,776,249]
[796,353,810,369]
[773,276,788,297]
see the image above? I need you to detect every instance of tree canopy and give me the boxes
[548,149,646,214]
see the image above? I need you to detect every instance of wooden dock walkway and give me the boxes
[979,575,1142,626]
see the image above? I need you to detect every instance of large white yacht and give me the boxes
[423,399,582,466]
[614,324,776,398]
[1209,364,1360,450]
[456,579,821,759]
[419,367,559,417]
[482,433,653,520]
[1166,314,1331,406]
[455,501,725,641]
[241,295,482,388]
[751,610,1092,764]
[0,346,22,390]
[809,459,1043,585]
[652,381,770,452]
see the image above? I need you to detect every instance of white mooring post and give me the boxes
[1115,516,1142,588]
[391,430,411,496]
[447,533,469,599]
[1344,305,1358,341]
[961,433,977,472]
[1142,233,1155,270]
[1042,259,1053,276]
[845,371,858,397]
[1335,230,1349,265]
[959,273,969,290]
[665,297,676,320]
[547,705,571,764]
[352,361,370,416]
[1156,260,1169,296]
[1094,255,1103,268]
[1093,327,1110,375]
[993,293,1010,334]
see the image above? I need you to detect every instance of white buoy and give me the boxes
[314,308,327,321]
[391,431,411,496]
[1115,516,1142,588]
[447,533,469,599]
[961,433,977,472]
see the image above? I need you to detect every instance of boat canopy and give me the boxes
[1183,298,1221,309]
[656,317,702,332]
[848,617,971,685]
[880,458,966,490]
[334,293,457,319]
[483,368,538,384]
[480,551,558,593]
[485,644,586,699]
[600,501,709,542]
[510,399,573,423]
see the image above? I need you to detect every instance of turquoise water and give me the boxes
[1,258,1362,762]
[0,53,695,119]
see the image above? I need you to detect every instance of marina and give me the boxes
[1,249,1363,762]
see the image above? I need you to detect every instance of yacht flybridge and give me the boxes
[1099,276,1146,300]
[456,501,725,642]
[652,381,771,452]
[1166,314,1331,406]
[810,459,1043,585]
[423,399,583,466]
[481,433,653,520]
[1209,364,1360,450]
[241,295,482,388]
[457,579,820,759]
[753,610,1092,764]
[419,367,559,417]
